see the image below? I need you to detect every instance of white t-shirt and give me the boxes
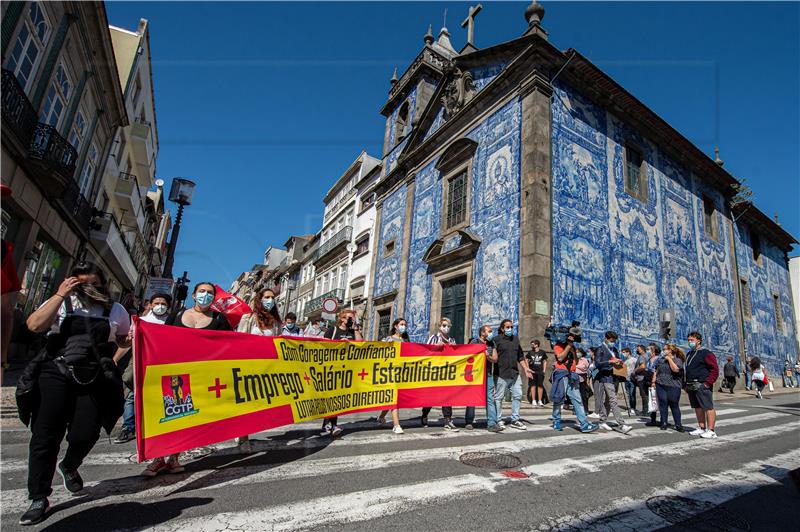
[48,295,131,341]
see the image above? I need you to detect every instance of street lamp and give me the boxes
[163,178,196,279]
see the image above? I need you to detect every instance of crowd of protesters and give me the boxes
[11,264,796,525]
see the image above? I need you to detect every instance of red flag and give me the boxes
[210,284,251,328]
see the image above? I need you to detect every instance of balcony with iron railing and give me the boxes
[90,211,138,287]
[313,226,352,264]
[58,180,93,234]
[115,172,145,230]
[1,69,38,151]
[306,288,345,314]
[130,117,154,170]
[324,187,357,223]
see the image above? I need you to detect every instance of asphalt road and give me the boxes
[1,390,798,531]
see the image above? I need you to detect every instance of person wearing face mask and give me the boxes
[492,319,532,430]
[142,283,232,477]
[166,282,232,332]
[593,331,633,434]
[233,288,283,453]
[302,318,326,337]
[113,293,173,445]
[644,343,663,427]
[17,263,130,525]
[238,288,282,336]
[282,312,301,336]
[320,309,363,437]
[377,318,408,434]
[467,325,502,432]
[685,331,719,438]
[421,318,459,431]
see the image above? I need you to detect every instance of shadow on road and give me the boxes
[39,496,213,531]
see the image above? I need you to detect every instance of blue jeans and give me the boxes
[656,384,682,426]
[625,380,637,411]
[122,391,135,432]
[465,372,498,427]
[495,375,522,422]
[552,378,590,429]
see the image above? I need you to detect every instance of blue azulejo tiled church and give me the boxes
[365,2,798,375]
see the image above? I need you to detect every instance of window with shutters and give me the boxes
[739,279,751,320]
[6,2,50,92]
[773,294,783,332]
[623,144,648,203]
[702,195,719,242]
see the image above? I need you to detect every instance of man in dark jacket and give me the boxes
[721,356,738,394]
[593,331,632,433]
[685,331,719,439]
[492,319,532,430]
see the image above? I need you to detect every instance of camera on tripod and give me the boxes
[544,320,583,347]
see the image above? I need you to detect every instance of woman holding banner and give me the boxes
[142,282,232,477]
[233,287,283,453]
[321,309,363,438]
[377,318,408,434]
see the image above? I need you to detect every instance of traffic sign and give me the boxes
[322,298,339,313]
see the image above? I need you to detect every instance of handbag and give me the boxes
[647,387,658,413]
[612,363,629,379]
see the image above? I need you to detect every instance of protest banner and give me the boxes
[134,320,486,461]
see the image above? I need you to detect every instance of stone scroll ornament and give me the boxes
[441,65,477,120]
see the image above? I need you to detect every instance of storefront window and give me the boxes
[20,240,62,315]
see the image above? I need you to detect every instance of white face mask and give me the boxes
[152,304,168,316]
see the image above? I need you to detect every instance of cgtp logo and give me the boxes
[160,374,200,422]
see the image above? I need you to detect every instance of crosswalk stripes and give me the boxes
[534,447,800,531]
[132,421,800,532]
[0,408,772,474]
[0,405,795,528]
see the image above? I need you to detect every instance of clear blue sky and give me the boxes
[104,1,800,291]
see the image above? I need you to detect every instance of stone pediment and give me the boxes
[422,230,482,271]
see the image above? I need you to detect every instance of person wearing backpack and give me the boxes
[685,331,720,438]
[17,263,129,525]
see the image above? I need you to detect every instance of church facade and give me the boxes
[365,2,798,374]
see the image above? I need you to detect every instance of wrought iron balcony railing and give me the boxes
[306,288,345,314]
[314,226,352,262]
[59,180,93,231]
[28,123,78,180]
[1,69,38,149]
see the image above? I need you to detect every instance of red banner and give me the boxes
[134,320,486,461]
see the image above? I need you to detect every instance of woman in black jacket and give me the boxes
[17,263,130,525]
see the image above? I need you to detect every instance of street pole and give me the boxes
[345,243,357,310]
[163,202,184,279]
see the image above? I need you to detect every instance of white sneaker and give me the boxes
[620,425,633,434]
[689,427,706,436]
[599,422,612,431]
[700,430,718,439]
[392,425,404,434]
[536,401,544,407]
[588,413,601,420]
[628,409,637,416]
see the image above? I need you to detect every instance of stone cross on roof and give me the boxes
[461,4,483,47]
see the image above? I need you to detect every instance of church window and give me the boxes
[702,195,719,242]
[445,171,468,230]
[750,231,762,265]
[739,279,751,320]
[623,144,647,203]
[773,293,783,332]
[394,101,410,145]
[376,309,391,340]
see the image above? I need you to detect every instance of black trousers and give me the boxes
[636,380,649,412]
[28,361,102,500]
[422,406,453,419]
